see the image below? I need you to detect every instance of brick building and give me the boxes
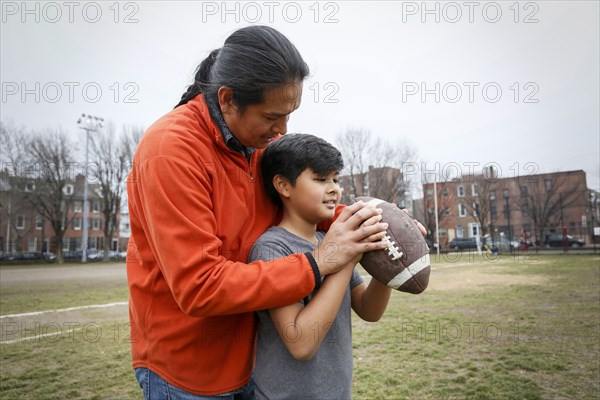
[0,174,120,258]
[339,166,410,211]
[421,169,594,247]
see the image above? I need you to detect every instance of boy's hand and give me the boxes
[312,201,389,276]
[400,208,427,236]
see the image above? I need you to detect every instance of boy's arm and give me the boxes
[269,263,354,361]
[351,275,392,322]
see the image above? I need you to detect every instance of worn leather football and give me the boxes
[356,196,431,294]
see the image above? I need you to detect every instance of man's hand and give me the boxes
[312,201,389,276]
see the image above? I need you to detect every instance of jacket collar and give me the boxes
[196,94,256,161]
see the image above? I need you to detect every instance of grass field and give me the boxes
[1,254,599,399]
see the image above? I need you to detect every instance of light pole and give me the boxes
[503,189,512,252]
[77,114,103,263]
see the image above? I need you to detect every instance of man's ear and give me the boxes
[217,86,236,115]
[273,175,291,199]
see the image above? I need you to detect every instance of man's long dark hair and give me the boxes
[175,26,309,112]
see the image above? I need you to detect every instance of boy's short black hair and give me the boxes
[261,133,344,207]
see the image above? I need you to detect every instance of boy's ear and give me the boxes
[273,175,291,199]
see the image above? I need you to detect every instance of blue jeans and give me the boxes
[134,368,255,400]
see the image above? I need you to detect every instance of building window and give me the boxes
[471,184,479,196]
[458,204,467,217]
[92,201,100,213]
[520,186,529,198]
[457,185,465,197]
[28,237,37,252]
[92,219,101,230]
[473,202,480,217]
[469,223,480,237]
[444,207,450,216]
[489,190,496,201]
[16,215,25,229]
[426,189,433,199]
[74,201,83,213]
[63,184,74,196]
[442,188,448,197]
[545,179,552,191]
[36,216,43,230]
[73,218,82,230]
[569,222,576,230]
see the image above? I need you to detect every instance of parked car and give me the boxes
[62,250,83,260]
[0,252,56,262]
[544,234,585,248]
[449,237,479,250]
[88,250,127,261]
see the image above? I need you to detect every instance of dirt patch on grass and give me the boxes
[429,265,549,292]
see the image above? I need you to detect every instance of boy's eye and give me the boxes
[314,177,340,184]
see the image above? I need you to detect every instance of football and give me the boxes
[356,196,431,294]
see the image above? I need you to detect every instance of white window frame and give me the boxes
[16,215,25,230]
[473,202,480,217]
[73,218,82,230]
[457,185,465,197]
[36,216,43,230]
[471,184,479,196]
[28,237,37,252]
[92,218,101,230]
[468,222,481,237]
[458,204,467,217]
[63,184,74,196]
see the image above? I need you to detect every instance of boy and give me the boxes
[248,134,392,400]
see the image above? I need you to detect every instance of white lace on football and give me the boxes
[383,235,403,260]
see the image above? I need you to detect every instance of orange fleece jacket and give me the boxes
[126,95,324,395]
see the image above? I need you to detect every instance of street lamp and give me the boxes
[489,190,496,247]
[503,189,512,252]
[77,114,103,263]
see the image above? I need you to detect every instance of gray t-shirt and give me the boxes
[248,226,363,400]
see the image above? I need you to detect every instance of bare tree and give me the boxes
[88,123,142,261]
[517,173,585,245]
[368,137,416,204]
[26,129,77,264]
[422,179,453,246]
[461,176,498,238]
[335,128,417,204]
[335,128,371,200]
[1,121,37,255]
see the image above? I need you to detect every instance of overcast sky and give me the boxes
[1,1,598,192]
